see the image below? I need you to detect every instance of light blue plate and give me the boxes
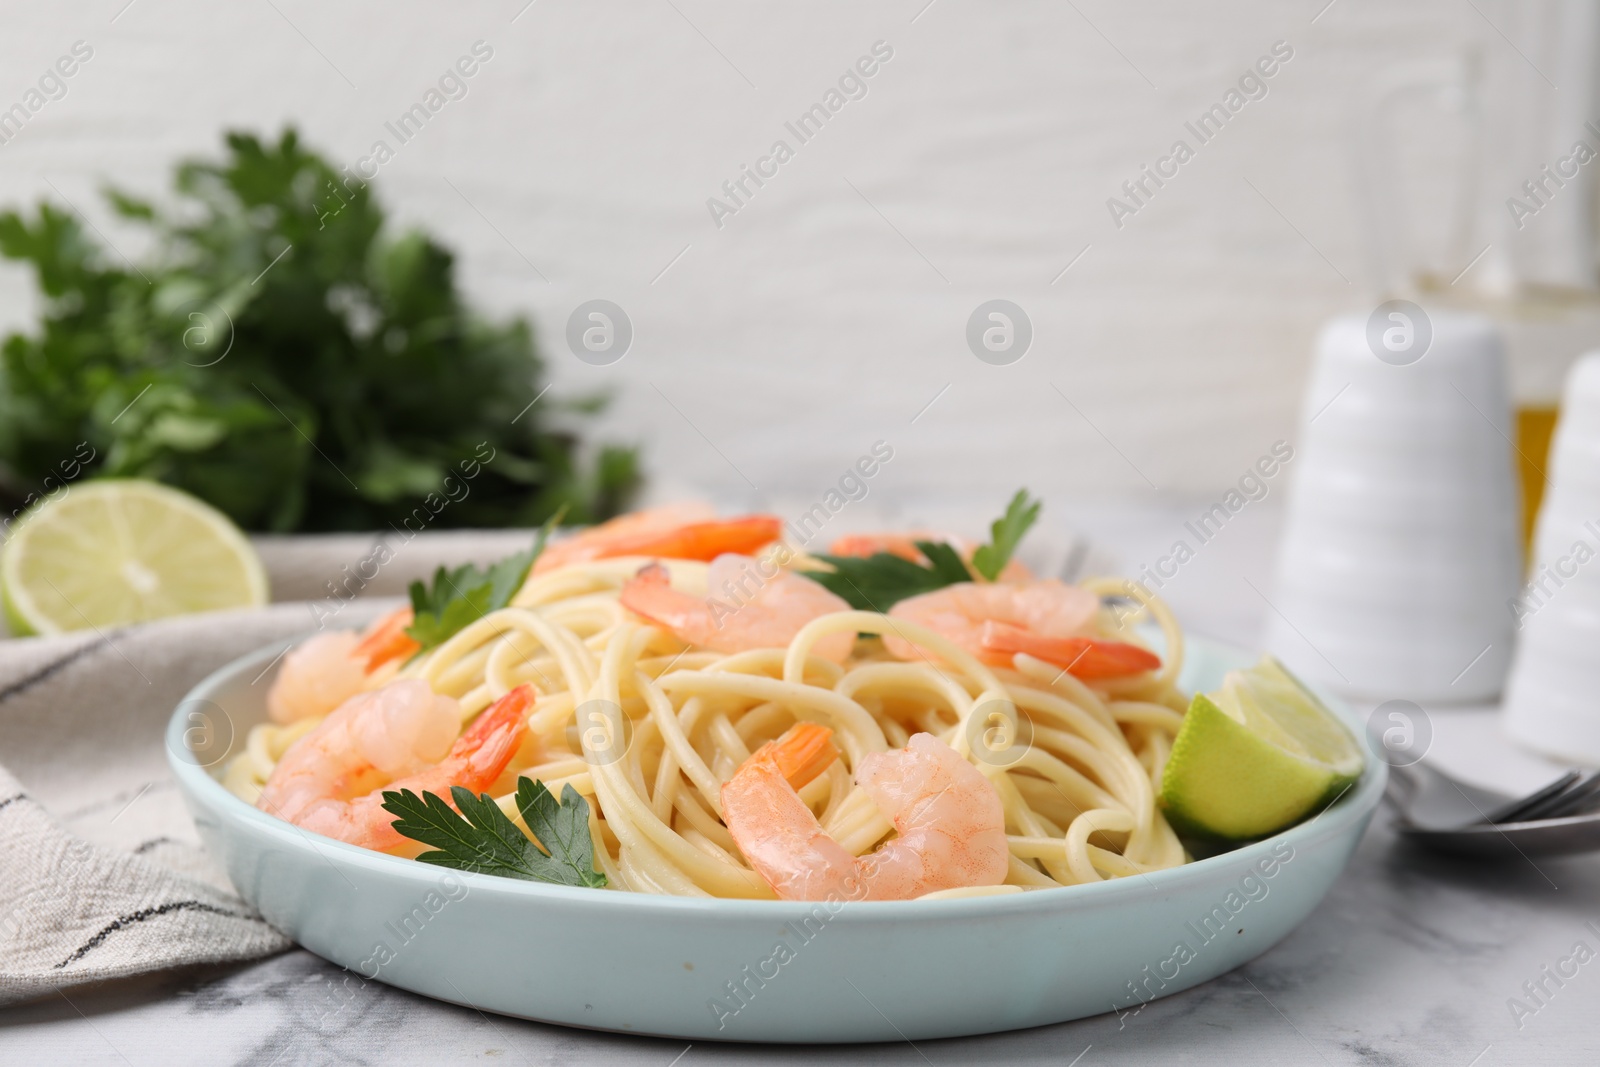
[167,636,1384,1043]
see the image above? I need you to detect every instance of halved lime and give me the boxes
[1,480,268,635]
[1159,656,1363,839]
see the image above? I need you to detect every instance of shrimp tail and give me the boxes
[624,515,783,562]
[745,723,838,790]
[536,509,783,575]
[979,621,1160,679]
[450,684,536,783]
[355,607,423,672]
[339,684,535,851]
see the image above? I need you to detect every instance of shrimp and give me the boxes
[533,503,784,575]
[353,606,421,670]
[828,532,942,564]
[829,532,1033,581]
[257,681,532,850]
[721,727,1009,901]
[619,556,855,663]
[266,631,369,725]
[265,606,420,724]
[886,581,1161,680]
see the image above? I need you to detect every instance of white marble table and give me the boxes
[5,501,1598,1065]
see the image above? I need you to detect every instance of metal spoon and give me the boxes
[1386,762,1600,858]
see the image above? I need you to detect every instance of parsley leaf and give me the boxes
[404,520,553,653]
[970,489,1042,581]
[380,777,606,888]
[806,490,1042,609]
[810,539,972,610]
[513,777,608,888]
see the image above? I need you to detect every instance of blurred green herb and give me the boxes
[0,129,638,531]
[809,489,1042,608]
[405,517,554,653]
[970,489,1041,581]
[809,539,971,610]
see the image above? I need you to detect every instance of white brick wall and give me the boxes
[1,0,1595,517]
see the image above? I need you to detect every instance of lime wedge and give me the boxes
[1,480,268,635]
[1159,656,1363,839]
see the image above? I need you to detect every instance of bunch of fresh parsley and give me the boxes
[0,129,637,531]
[809,489,1043,609]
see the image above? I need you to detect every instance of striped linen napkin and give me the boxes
[0,530,536,1006]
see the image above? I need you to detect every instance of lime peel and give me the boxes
[1159,656,1363,840]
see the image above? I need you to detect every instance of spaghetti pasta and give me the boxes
[226,550,1192,899]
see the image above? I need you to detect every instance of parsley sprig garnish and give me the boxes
[971,489,1043,581]
[808,489,1041,610]
[808,539,969,610]
[403,515,558,654]
[381,776,607,888]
